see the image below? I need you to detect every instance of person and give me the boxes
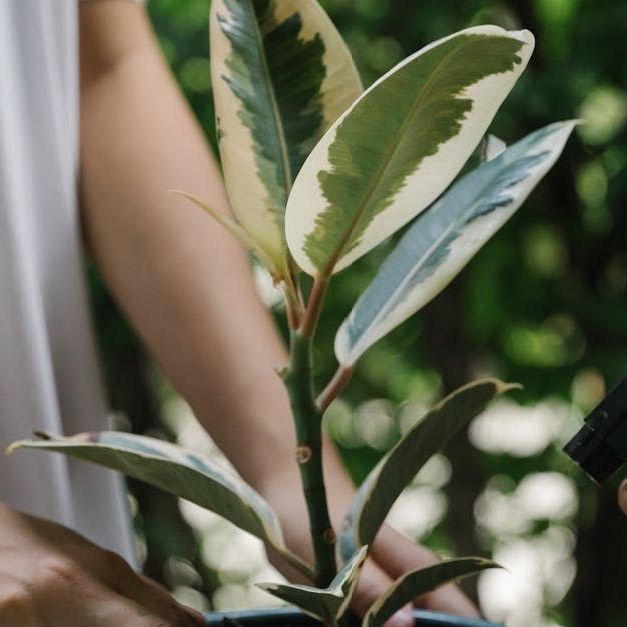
[620,481,627,516]
[0,1,478,626]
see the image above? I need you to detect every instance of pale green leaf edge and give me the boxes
[8,433,313,580]
[257,546,368,621]
[171,190,281,278]
[339,379,519,562]
[364,558,501,627]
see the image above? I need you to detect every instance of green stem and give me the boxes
[284,329,338,587]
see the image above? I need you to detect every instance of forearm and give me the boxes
[77,8,483,616]
[78,3,353,507]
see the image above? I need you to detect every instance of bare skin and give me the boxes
[0,504,204,627]
[2,2,475,626]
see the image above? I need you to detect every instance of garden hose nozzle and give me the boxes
[564,375,627,484]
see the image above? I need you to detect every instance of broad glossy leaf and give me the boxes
[285,25,534,277]
[364,558,499,627]
[339,380,514,561]
[335,121,576,366]
[258,546,367,621]
[9,432,313,579]
[211,0,363,276]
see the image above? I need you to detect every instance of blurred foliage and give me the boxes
[89,1,627,625]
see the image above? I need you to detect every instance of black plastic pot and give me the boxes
[205,607,501,626]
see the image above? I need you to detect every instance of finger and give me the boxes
[371,526,480,618]
[619,480,627,516]
[96,551,202,626]
[351,558,414,627]
[11,568,177,627]
[0,574,38,627]
[92,588,181,627]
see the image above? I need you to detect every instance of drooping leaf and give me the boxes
[285,25,534,277]
[364,558,500,627]
[172,191,280,276]
[211,0,363,276]
[335,121,576,366]
[8,432,313,579]
[338,380,515,561]
[258,546,368,622]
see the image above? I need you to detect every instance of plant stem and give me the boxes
[283,329,338,587]
[316,365,354,414]
[300,276,330,338]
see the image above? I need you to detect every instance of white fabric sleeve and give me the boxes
[79,1,146,4]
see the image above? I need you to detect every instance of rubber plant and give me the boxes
[9,1,576,625]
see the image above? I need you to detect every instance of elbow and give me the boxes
[79,1,153,93]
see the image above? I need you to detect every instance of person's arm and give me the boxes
[78,4,475,624]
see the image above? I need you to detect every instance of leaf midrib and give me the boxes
[242,0,293,200]
[34,440,279,539]
[320,36,501,276]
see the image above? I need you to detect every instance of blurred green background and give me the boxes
[89,1,627,626]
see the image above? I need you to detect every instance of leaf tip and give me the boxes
[474,557,503,569]
[496,380,523,395]
[5,431,55,455]
[4,440,24,455]
[505,27,535,50]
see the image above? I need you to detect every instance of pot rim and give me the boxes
[204,607,502,626]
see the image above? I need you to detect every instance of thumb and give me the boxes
[352,559,414,627]
[619,480,627,516]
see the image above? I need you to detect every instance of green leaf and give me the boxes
[285,25,534,277]
[364,558,500,627]
[258,546,368,622]
[211,0,363,276]
[335,121,577,366]
[8,432,313,580]
[338,380,516,561]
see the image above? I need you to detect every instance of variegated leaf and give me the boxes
[8,432,313,579]
[335,121,576,366]
[211,0,363,276]
[479,133,506,162]
[364,558,500,627]
[258,546,367,622]
[339,380,514,561]
[285,25,534,277]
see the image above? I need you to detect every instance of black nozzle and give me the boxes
[563,375,627,484]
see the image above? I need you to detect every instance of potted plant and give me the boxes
[8,1,575,625]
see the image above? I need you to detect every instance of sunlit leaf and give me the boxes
[8,432,313,579]
[211,0,363,276]
[285,25,534,277]
[258,546,367,622]
[338,380,515,561]
[364,558,500,627]
[335,121,576,366]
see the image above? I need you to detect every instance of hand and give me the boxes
[0,504,204,627]
[619,480,627,516]
[260,460,479,627]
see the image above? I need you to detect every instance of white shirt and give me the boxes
[0,0,135,564]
